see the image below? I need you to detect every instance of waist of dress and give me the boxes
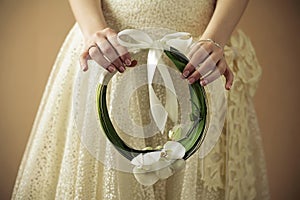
[101,0,215,37]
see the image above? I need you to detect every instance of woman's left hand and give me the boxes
[182,40,234,90]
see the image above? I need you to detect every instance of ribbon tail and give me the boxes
[157,66,178,123]
[148,87,168,133]
[147,49,169,132]
[117,29,193,132]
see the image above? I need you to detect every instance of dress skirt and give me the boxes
[12,0,269,199]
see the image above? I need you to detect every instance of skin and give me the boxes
[69,0,249,89]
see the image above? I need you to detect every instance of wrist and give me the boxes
[199,34,227,49]
[81,23,108,40]
[198,38,223,50]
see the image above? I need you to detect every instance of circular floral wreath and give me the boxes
[96,47,207,161]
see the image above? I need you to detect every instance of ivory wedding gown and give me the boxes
[12,0,269,199]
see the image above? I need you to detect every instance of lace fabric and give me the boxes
[12,0,269,199]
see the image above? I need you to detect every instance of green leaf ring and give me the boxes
[96,47,208,161]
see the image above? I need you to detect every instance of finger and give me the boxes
[187,52,221,84]
[107,35,133,67]
[182,45,210,79]
[199,59,226,86]
[88,45,116,72]
[223,66,234,90]
[199,68,221,87]
[79,50,91,72]
[128,59,138,67]
[97,39,126,73]
[197,50,223,77]
[187,42,201,59]
[199,59,233,90]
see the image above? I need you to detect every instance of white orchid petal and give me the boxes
[155,166,173,180]
[133,167,159,186]
[131,154,144,166]
[170,159,186,172]
[131,142,186,185]
[163,141,186,159]
[131,152,161,166]
[143,152,161,165]
[150,160,171,171]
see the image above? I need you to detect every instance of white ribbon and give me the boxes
[117,29,192,132]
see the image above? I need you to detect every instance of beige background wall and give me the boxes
[0,0,299,199]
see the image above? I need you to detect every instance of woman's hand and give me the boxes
[80,27,137,73]
[179,0,249,90]
[182,41,234,90]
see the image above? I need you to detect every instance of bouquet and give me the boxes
[73,28,227,186]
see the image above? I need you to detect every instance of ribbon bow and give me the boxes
[117,29,192,132]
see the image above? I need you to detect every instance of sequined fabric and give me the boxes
[12,0,269,199]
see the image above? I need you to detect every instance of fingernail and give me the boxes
[119,66,126,72]
[183,70,190,78]
[108,66,115,72]
[227,84,232,90]
[125,59,131,66]
[200,79,207,86]
[130,60,137,67]
[188,78,195,84]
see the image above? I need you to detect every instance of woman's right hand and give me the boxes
[80,27,137,73]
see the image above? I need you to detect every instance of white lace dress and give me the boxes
[12,0,269,199]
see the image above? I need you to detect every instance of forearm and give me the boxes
[68,0,107,39]
[201,0,249,47]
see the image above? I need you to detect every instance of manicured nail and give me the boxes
[188,78,195,84]
[108,66,115,72]
[125,58,131,66]
[226,83,232,90]
[200,79,207,86]
[119,66,126,72]
[183,70,190,78]
[130,60,138,67]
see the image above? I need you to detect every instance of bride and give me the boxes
[12,0,269,199]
